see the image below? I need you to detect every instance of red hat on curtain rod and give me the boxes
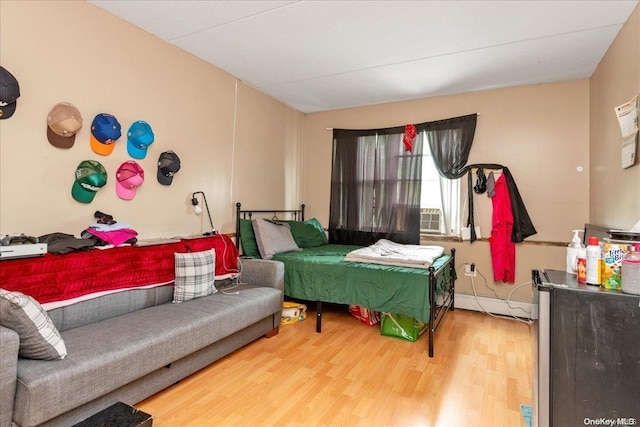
[403,124,417,153]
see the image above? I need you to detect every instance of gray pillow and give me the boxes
[252,218,300,260]
[173,249,217,303]
[0,289,67,360]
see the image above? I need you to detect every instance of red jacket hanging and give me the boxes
[489,173,515,283]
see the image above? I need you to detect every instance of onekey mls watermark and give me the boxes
[584,418,638,426]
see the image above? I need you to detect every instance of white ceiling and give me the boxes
[89,0,639,113]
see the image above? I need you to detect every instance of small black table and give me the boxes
[72,402,152,427]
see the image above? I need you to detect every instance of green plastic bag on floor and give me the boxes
[380,312,427,342]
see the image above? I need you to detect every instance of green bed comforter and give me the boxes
[273,244,452,323]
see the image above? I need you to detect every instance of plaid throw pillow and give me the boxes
[0,289,67,360]
[173,249,217,303]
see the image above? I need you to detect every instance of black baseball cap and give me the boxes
[157,151,181,185]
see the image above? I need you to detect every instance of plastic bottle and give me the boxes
[586,236,602,286]
[621,244,640,295]
[577,248,587,283]
[566,229,584,275]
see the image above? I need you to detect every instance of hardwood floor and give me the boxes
[136,305,533,426]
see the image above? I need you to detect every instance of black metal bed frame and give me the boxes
[235,202,456,357]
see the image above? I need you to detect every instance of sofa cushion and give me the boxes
[13,284,282,427]
[48,285,174,332]
[0,289,67,360]
[173,249,217,303]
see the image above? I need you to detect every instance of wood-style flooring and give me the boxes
[136,305,533,426]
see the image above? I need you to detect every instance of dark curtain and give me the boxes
[328,113,539,246]
[417,114,479,240]
[416,114,477,179]
[330,127,423,245]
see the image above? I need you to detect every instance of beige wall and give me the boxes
[303,1,640,301]
[2,1,638,304]
[0,1,304,238]
[232,83,304,214]
[590,4,640,230]
[304,81,591,300]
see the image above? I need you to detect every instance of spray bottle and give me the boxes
[566,229,584,275]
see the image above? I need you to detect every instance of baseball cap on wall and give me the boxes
[127,120,154,159]
[157,151,181,185]
[90,113,121,156]
[72,160,107,203]
[47,102,83,148]
[0,66,20,120]
[116,160,144,200]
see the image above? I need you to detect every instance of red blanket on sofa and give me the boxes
[0,235,239,304]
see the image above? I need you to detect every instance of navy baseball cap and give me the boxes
[90,113,121,155]
[0,66,20,119]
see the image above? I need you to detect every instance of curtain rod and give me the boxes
[468,163,504,173]
[325,113,481,130]
[469,166,503,172]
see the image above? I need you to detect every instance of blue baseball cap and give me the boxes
[127,120,154,159]
[90,113,121,156]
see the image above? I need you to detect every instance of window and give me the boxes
[419,131,460,236]
[331,114,475,243]
[330,129,422,245]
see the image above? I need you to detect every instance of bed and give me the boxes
[235,203,456,357]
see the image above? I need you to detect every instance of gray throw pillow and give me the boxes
[173,249,217,303]
[0,289,67,360]
[252,218,300,260]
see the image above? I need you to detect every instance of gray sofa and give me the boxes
[0,258,284,427]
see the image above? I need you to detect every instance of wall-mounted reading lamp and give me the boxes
[191,191,217,236]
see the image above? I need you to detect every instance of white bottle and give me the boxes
[566,229,584,275]
[586,236,601,285]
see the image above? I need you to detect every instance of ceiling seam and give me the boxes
[259,22,626,89]
[166,0,304,42]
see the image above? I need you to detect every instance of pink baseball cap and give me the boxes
[115,161,144,200]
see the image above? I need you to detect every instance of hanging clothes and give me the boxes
[465,164,536,243]
[502,167,537,242]
[489,174,515,283]
[486,171,496,197]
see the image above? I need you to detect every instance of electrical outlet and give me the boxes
[464,263,476,277]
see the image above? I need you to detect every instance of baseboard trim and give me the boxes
[455,293,538,320]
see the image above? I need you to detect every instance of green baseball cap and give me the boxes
[71,160,107,203]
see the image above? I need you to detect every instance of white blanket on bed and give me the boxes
[344,239,444,269]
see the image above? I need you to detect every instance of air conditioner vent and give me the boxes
[420,208,441,233]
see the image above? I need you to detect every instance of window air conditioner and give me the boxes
[420,208,441,233]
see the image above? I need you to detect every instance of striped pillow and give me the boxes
[252,218,300,260]
[0,289,67,360]
[173,249,217,303]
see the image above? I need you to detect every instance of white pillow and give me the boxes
[252,218,300,260]
[173,249,217,303]
[0,289,67,360]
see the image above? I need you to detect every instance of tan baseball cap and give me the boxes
[47,102,83,149]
